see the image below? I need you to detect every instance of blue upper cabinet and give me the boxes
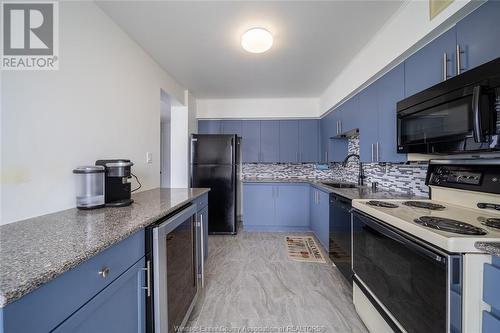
[456,0,500,73]
[260,120,280,163]
[377,64,406,163]
[198,120,221,134]
[299,119,319,163]
[221,120,242,136]
[358,82,379,163]
[340,95,359,133]
[329,138,348,162]
[279,120,299,162]
[404,27,457,97]
[241,120,261,163]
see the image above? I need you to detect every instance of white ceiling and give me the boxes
[97,1,404,98]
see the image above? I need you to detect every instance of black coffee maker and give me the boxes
[95,159,134,207]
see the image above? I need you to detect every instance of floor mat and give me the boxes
[285,236,326,263]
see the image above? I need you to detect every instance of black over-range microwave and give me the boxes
[397,57,500,154]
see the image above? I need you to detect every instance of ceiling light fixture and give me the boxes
[241,28,273,54]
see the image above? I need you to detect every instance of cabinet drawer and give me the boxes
[483,311,500,333]
[2,230,144,333]
[193,193,208,211]
[483,263,500,310]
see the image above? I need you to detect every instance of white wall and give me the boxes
[170,105,189,188]
[1,2,188,224]
[197,97,320,119]
[160,91,171,188]
[320,0,481,115]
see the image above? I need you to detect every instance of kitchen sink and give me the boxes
[321,182,357,188]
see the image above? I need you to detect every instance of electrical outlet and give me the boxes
[146,152,152,164]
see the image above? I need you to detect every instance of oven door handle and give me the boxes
[472,85,486,143]
[358,213,447,263]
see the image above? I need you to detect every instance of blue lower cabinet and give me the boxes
[243,183,309,231]
[483,260,500,332]
[197,205,209,262]
[309,187,329,250]
[52,258,146,333]
[275,184,310,229]
[483,311,500,333]
[198,120,221,134]
[243,183,275,227]
[0,230,144,333]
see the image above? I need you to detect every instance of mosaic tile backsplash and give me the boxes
[241,137,430,197]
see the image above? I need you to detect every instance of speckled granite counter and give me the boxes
[475,242,500,256]
[0,187,209,308]
[241,178,426,201]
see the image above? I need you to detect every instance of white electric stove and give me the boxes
[351,159,500,333]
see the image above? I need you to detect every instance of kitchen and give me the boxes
[1,1,500,333]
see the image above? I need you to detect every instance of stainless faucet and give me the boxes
[342,154,366,186]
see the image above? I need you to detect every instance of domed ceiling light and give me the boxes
[241,28,273,54]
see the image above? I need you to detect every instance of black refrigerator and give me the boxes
[190,134,240,234]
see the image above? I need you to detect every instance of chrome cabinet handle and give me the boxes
[371,143,374,162]
[376,142,380,162]
[200,214,205,288]
[443,52,451,80]
[456,44,465,75]
[142,260,151,297]
[98,267,110,278]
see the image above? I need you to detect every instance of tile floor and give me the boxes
[186,229,368,332]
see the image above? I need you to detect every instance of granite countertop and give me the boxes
[241,177,426,201]
[0,187,209,308]
[475,242,500,256]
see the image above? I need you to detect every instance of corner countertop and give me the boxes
[0,187,209,308]
[241,177,426,201]
[475,242,500,257]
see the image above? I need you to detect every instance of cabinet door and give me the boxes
[456,0,500,72]
[310,188,329,250]
[340,95,360,133]
[329,138,348,162]
[319,117,330,163]
[279,120,299,162]
[275,184,309,228]
[377,63,407,163]
[198,120,221,134]
[53,258,146,333]
[260,120,280,163]
[243,184,275,226]
[299,119,319,162]
[197,206,209,262]
[241,120,261,162]
[358,83,379,163]
[404,27,457,97]
[221,120,242,136]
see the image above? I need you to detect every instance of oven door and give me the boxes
[352,211,462,333]
[397,85,493,154]
[152,204,198,333]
